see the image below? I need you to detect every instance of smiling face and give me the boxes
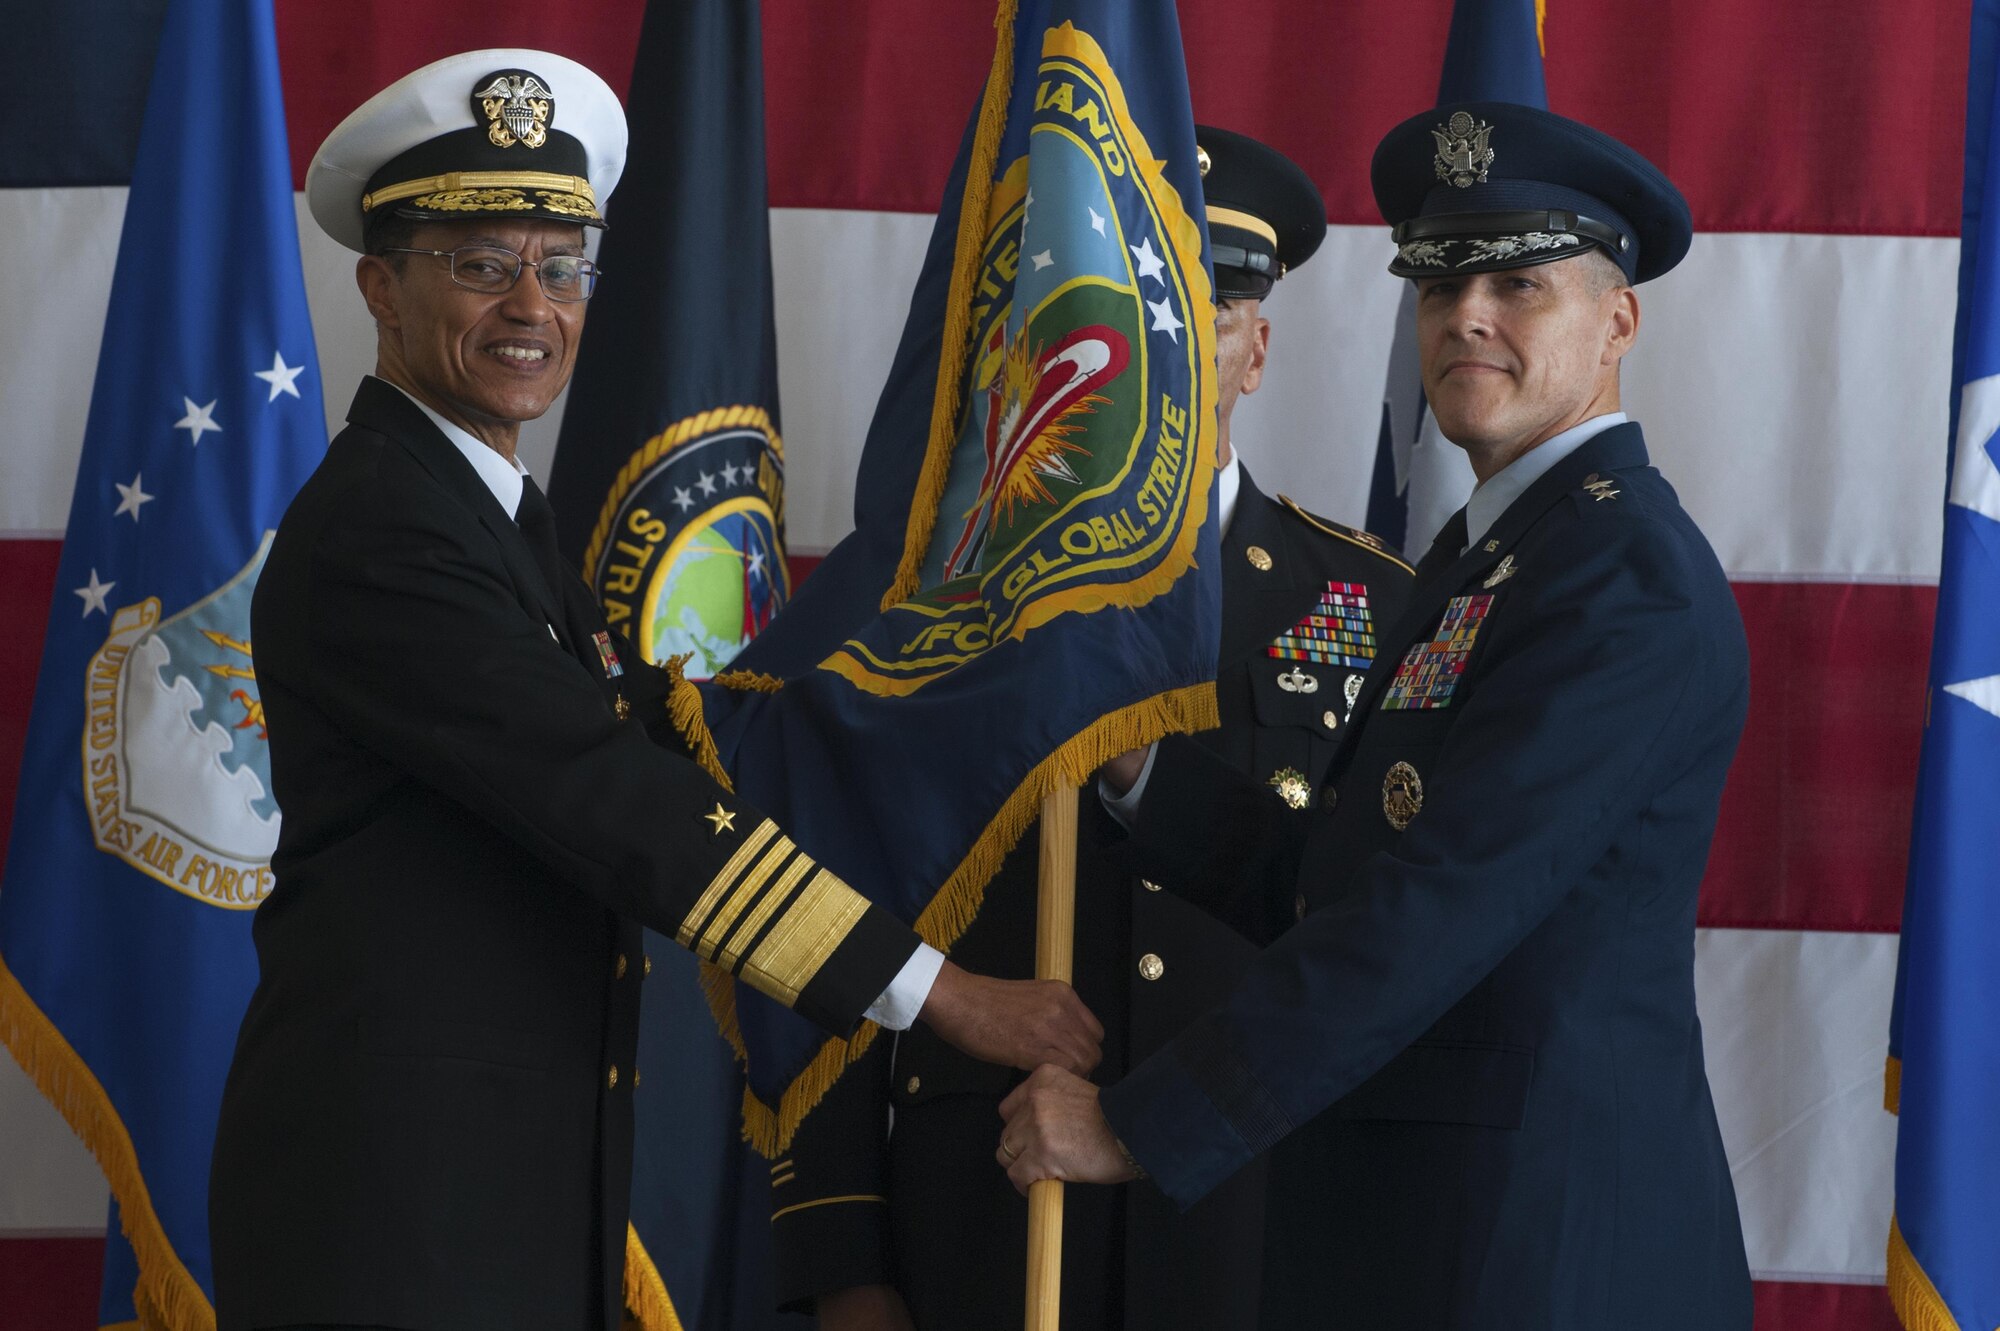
[1415,252,1638,480]
[357,218,588,457]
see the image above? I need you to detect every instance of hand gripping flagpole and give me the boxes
[1025,783,1078,1331]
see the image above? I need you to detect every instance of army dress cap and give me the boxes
[307,49,628,253]
[1196,125,1328,301]
[1371,101,1691,284]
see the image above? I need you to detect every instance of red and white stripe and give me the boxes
[0,4,1962,1327]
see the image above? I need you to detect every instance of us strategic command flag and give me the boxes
[1364,0,1546,556]
[1885,3,2000,1326]
[543,1,791,1327]
[691,0,1221,1158]
[0,0,323,1325]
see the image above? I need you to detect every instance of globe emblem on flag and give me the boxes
[824,21,1217,696]
[81,537,282,909]
[581,407,790,680]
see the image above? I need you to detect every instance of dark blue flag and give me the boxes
[0,0,323,1325]
[1364,0,1546,556]
[545,0,792,1325]
[1885,4,2000,1326]
[689,0,1222,1159]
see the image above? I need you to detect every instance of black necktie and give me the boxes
[514,477,569,593]
[1411,507,1469,591]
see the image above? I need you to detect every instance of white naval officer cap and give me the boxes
[306,48,628,253]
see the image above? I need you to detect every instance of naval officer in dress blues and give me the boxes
[207,49,1100,1331]
[769,126,1413,1331]
[997,102,1755,1330]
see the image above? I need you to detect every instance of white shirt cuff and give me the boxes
[864,941,946,1030]
[1097,742,1159,830]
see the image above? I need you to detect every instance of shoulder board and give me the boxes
[1276,495,1416,575]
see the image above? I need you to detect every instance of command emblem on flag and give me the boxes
[823,21,1215,696]
[578,407,787,678]
[81,539,282,909]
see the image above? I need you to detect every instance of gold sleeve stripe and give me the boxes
[770,1194,889,1223]
[711,849,817,972]
[694,836,800,962]
[676,818,780,950]
[769,1159,794,1175]
[771,1171,797,1187]
[738,868,871,1008]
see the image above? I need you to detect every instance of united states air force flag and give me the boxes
[1365,0,1546,556]
[0,0,323,1325]
[695,0,1221,1156]
[1885,3,2000,1327]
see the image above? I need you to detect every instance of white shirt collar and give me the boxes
[382,379,528,519]
[1217,452,1242,536]
[1461,412,1627,552]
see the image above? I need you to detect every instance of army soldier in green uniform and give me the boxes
[770,128,1414,1331]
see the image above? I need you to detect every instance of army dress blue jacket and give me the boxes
[1100,423,1755,1330]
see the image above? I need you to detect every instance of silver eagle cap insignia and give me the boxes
[1432,111,1495,188]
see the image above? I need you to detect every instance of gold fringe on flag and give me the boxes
[1885,1053,1902,1115]
[622,1222,688,1331]
[884,0,1021,608]
[663,653,734,793]
[0,955,215,1331]
[1887,1215,1964,1331]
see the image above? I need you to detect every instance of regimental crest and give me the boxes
[82,536,282,910]
[473,70,554,150]
[580,407,789,681]
[1431,111,1495,188]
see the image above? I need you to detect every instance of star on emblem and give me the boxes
[1147,297,1184,342]
[254,351,306,401]
[722,462,742,486]
[671,486,695,512]
[747,549,767,577]
[175,397,221,445]
[696,471,718,497]
[1129,236,1167,285]
[703,803,737,835]
[1088,207,1107,236]
[75,568,114,617]
[1031,249,1053,271]
[113,473,154,522]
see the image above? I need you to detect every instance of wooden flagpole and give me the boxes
[1024,784,1078,1331]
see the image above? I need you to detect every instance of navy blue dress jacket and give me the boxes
[1100,424,1754,1330]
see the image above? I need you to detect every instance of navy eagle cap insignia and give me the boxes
[474,71,554,150]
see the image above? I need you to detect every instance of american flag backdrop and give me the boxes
[0,2,1967,1328]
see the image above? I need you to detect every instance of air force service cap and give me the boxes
[1371,102,1691,285]
[307,49,628,253]
[1196,125,1327,301]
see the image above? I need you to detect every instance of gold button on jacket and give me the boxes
[1138,952,1165,981]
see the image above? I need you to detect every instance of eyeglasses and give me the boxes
[381,245,602,302]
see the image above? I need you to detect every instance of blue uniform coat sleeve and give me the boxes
[1100,499,1742,1207]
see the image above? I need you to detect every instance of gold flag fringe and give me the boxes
[1885,1053,1902,1114]
[1887,1215,1965,1331]
[663,653,734,793]
[622,1222,688,1331]
[712,669,785,693]
[884,0,1020,609]
[710,681,1218,1158]
[0,954,215,1331]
